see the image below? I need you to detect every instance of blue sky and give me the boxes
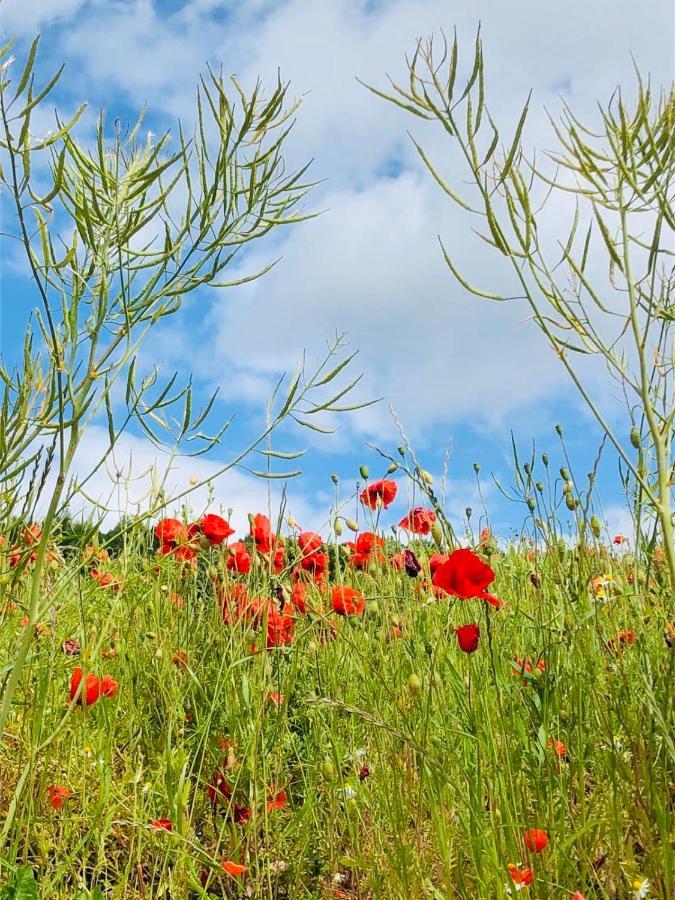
[1,0,673,539]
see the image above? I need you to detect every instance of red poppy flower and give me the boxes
[251,513,273,553]
[571,893,586,900]
[432,548,501,608]
[456,623,480,653]
[267,692,285,706]
[290,582,307,615]
[332,586,365,617]
[523,829,549,853]
[201,514,235,545]
[390,552,405,571]
[298,531,323,556]
[266,607,294,648]
[398,507,436,535]
[507,864,534,887]
[266,788,288,812]
[222,860,247,877]
[360,479,397,510]
[150,819,173,831]
[547,738,568,760]
[155,517,186,545]
[69,667,118,706]
[428,553,450,576]
[207,771,251,824]
[613,534,626,545]
[47,784,71,809]
[346,531,385,569]
[227,541,252,574]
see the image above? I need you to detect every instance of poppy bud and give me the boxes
[387,462,398,474]
[535,482,544,493]
[565,493,578,511]
[430,521,443,549]
[345,519,359,532]
[420,469,433,484]
[560,467,570,481]
[465,507,472,520]
[527,498,536,513]
[359,465,369,480]
[407,673,422,696]
[473,462,480,473]
[208,565,219,579]
[630,426,641,449]
[590,515,601,539]
[397,445,406,456]
[331,473,339,485]
[555,424,563,436]
[287,515,297,528]
[524,463,531,476]
[542,453,549,466]
[334,519,343,536]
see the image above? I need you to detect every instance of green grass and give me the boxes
[0,526,672,899]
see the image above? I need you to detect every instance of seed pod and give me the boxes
[535,482,544,493]
[407,673,422,696]
[555,424,563,436]
[560,467,570,481]
[630,426,641,449]
[397,445,406,456]
[387,462,398,473]
[465,506,472,520]
[527,498,536,513]
[590,515,601,539]
[345,518,359,532]
[333,519,343,536]
[331,473,339,485]
[524,463,531,476]
[565,493,577,511]
[473,462,481,473]
[542,453,549,466]
[321,757,337,782]
[359,465,369,480]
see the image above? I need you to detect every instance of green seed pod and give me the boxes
[398,445,406,456]
[430,521,443,549]
[408,674,422,696]
[345,518,359,532]
[535,482,544,493]
[560,467,570,481]
[359,465,369,480]
[555,424,563,436]
[207,564,219,579]
[542,452,549,466]
[331,473,339,485]
[387,462,398,474]
[524,462,531,476]
[565,493,577,511]
[334,519,343,536]
[465,506,472,520]
[527,498,536,513]
[321,757,337,782]
[590,515,601,539]
[630,427,641,449]
[473,462,481,474]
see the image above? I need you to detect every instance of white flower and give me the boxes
[632,878,649,898]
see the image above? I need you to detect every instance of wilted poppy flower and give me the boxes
[398,507,436,535]
[69,667,118,706]
[62,638,81,656]
[523,829,549,853]
[456,623,480,653]
[403,548,421,577]
[150,819,173,831]
[227,541,252,574]
[432,548,501,608]
[201,514,235,545]
[507,864,534,888]
[360,479,397,510]
[47,784,71,809]
[222,860,247,877]
[332,586,365,617]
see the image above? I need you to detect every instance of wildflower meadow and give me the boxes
[0,18,673,900]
